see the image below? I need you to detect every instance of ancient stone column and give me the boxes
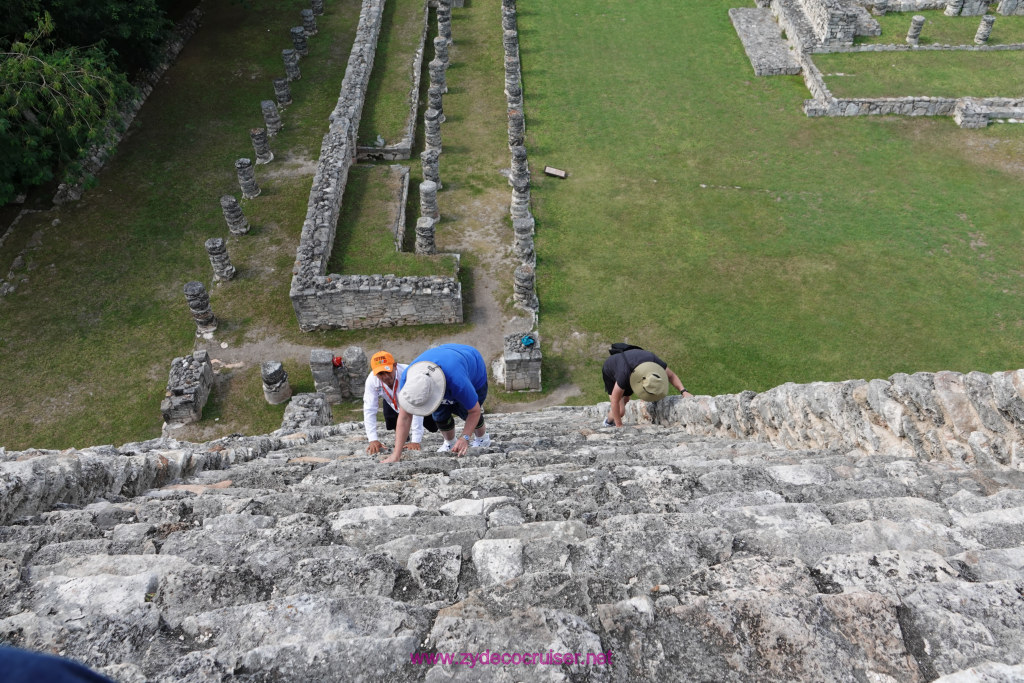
[505,55,520,84]
[906,15,926,44]
[433,36,449,66]
[505,81,523,111]
[945,0,965,15]
[510,145,529,185]
[508,109,525,148]
[974,15,995,43]
[235,158,261,199]
[420,180,440,221]
[428,84,445,122]
[513,215,535,266]
[311,0,325,16]
[437,3,453,45]
[205,237,236,282]
[514,264,538,311]
[184,281,217,335]
[421,148,441,189]
[429,59,447,94]
[261,361,292,405]
[273,77,292,106]
[220,195,249,235]
[503,29,518,57]
[261,100,282,136]
[424,108,442,151]
[341,345,368,398]
[290,26,309,56]
[502,7,517,32]
[282,49,301,81]
[301,9,318,36]
[415,217,437,254]
[250,128,273,165]
[310,348,342,404]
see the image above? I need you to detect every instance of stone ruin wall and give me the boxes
[798,0,859,46]
[288,0,461,331]
[627,368,1024,470]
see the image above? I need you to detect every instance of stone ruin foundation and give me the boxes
[310,346,368,404]
[280,392,332,431]
[160,349,214,427]
[496,332,542,391]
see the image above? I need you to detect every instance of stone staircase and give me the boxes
[2,405,1024,681]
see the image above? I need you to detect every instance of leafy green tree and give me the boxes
[0,13,131,204]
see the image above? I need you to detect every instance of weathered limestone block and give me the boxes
[502,29,518,57]
[512,215,535,266]
[282,49,301,81]
[415,217,437,255]
[974,14,995,43]
[407,546,461,601]
[419,180,440,221]
[301,8,318,36]
[205,238,236,281]
[505,81,523,111]
[280,393,332,431]
[261,100,282,136]
[250,128,273,165]
[262,361,292,405]
[472,538,523,587]
[235,158,260,199]
[161,350,214,425]
[428,59,447,94]
[437,3,452,45]
[219,195,249,235]
[311,0,324,16]
[513,264,538,311]
[998,0,1023,15]
[432,36,449,66]
[184,281,217,335]
[906,15,926,44]
[310,348,344,404]
[501,332,541,391]
[273,78,292,106]
[290,26,309,56]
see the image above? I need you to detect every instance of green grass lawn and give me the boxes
[856,10,1024,46]
[358,0,426,145]
[816,51,1024,97]
[520,0,1024,406]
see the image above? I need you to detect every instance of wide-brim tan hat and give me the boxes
[398,361,446,416]
[630,361,669,402]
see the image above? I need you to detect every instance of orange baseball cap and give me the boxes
[370,351,395,375]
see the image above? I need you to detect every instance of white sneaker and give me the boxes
[471,434,491,448]
[436,440,455,452]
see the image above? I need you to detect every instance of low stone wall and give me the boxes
[626,368,1024,470]
[289,0,462,331]
[496,332,541,392]
[814,40,1024,52]
[877,0,947,12]
[0,425,362,526]
[160,350,213,426]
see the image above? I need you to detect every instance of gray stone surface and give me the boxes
[729,8,802,76]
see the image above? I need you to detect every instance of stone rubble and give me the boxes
[159,350,213,427]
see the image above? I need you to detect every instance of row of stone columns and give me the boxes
[906,14,998,45]
[415,0,454,255]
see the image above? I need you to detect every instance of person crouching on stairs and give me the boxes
[363,350,438,456]
[602,348,692,427]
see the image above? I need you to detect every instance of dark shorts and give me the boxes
[432,385,487,432]
[383,401,438,432]
[602,369,628,397]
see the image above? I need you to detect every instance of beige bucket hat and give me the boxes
[629,361,669,402]
[398,361,446,416]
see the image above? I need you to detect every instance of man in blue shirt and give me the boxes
[381,344,491,462]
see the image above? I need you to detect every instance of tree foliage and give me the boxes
[0,13,131,204]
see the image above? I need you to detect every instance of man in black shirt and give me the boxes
[602,348,692,427]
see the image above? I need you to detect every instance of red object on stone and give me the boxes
[332,356,344,368]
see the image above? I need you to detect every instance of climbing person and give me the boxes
[363,350,438,455]
[380,343,491,463]
[602,345,691,427]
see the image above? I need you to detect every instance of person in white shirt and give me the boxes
[363,351,436,454]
